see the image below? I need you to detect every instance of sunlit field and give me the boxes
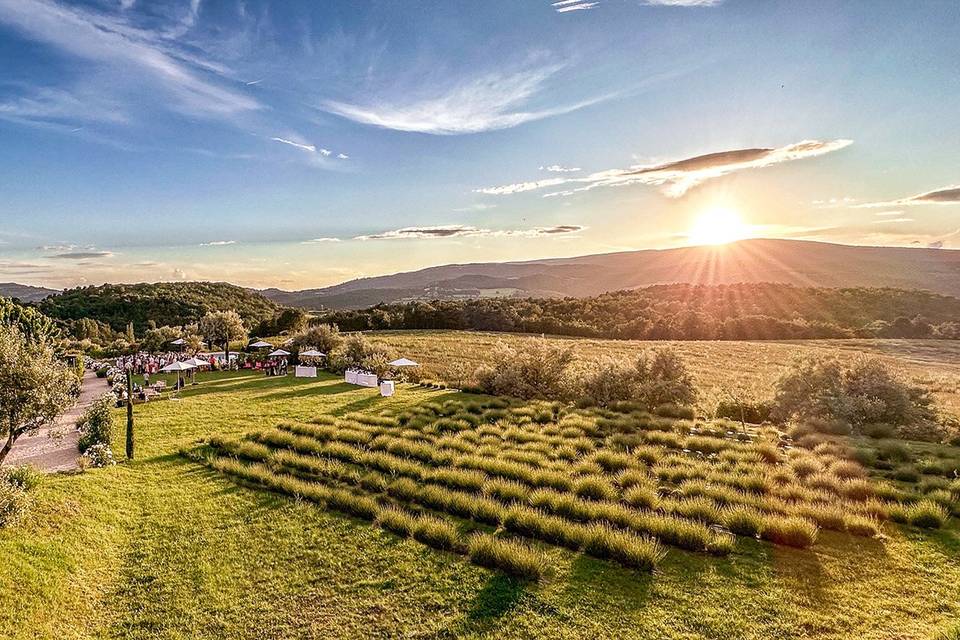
[372,331,960,417]
[1,363,958,639]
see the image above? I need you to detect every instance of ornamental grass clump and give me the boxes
[720,505,765,537]
[760,515,819,548]
[412,514,459,551]
[907,500,949,529]
[844,514,880,537]
[376,506,417,537]
[467,533,549,581]
[581,522,665,571]
[574,475,619,502]
[623,485,660,511]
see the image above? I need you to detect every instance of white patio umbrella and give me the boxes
[249,340,273,349]
[170,338,185,346]
[185,357,210,367]
[388,358,419,367]
[161,360,196,389]
[268,349,291,357]
[299,349,325,358]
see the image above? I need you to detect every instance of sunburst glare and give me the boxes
[687,207,753,246]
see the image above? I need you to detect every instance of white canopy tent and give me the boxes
[388,358,419,367]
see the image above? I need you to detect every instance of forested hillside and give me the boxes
[315,283,960,340]
[39,282,279,334]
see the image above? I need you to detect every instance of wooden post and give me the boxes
[125,368,134,460]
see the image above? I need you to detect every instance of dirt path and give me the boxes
[4,370,108,473]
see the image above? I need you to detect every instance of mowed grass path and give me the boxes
[373,331,960,416]
[0,370,958,639]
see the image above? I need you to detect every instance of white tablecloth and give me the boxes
[345,370,358,384]
[356,373,379,387]
[379,381,395,397]
[295,365,317,378]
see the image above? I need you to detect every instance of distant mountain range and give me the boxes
[260,238,960,310]
[0,282,59,303]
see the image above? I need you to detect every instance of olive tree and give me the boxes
[199,311,246,368]
[0,325,74,464]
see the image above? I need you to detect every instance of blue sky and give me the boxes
[0,0,958,289]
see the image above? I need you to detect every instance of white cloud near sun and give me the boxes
[476,139,853,198]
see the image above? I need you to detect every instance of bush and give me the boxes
[773,356,937,432]
[77,393,114,453]
[2,465,43,491]
[0,482,28,528]
[81,443,116,468]
[636,348,698,408]
[907,500,949,529]
[467,533,549,580]
[578,357,638,407]
[474,338,574,400]
[715,399,773,425]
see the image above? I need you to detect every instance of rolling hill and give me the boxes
[0,282,58,303]
[261,238,960,310]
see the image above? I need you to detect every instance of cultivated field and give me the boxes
[372,331,960,417]
[1,359,958,639]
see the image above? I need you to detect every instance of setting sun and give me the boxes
[688,207,752,246]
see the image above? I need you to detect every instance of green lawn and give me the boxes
[1,370,959,639]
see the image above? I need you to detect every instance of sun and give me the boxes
[687,207,752,246]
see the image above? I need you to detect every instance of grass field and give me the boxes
[1,351,959,638]
[372,331,960,417]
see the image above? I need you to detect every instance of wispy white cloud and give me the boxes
[321,63,611,135]
[552,0,721,12]
[301,237,342,244]
[870,217,913,224]
[199,240,236,246]
[355,224,584,240]
[541,164,581,173]
[855,185,960,208]
[0,0,260,125]
[554,2,599,13]
[476,139,853,198]
[271,137,316,153]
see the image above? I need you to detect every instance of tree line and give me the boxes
[312,284,960,340]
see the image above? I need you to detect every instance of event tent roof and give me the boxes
[388,358,419,367]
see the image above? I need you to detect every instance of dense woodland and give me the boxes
[314,284,960,340]
[39,282,279,338]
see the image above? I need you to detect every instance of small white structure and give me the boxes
[345,369,358,384]
[295,365,317,378]
[379,380,395,397]
[388,358,419,367]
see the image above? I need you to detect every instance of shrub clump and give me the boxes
[474,338,574,400]
[720,505,765,538]
[77,393,114,453]
[773,356,937,435]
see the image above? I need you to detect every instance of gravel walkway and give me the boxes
[3,370,107,473]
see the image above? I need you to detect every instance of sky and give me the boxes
[0,0,958,290]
